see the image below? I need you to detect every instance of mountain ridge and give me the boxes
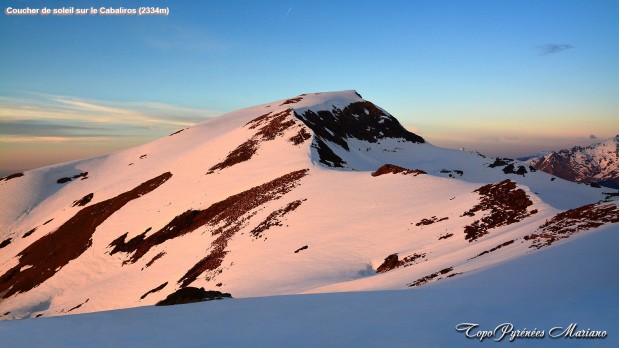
[522,135,619,189]
[0,90,616,320]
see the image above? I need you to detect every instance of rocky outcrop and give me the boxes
[525,202,619,249]
[156,287,231,306]
[371,164,426,177]
[462,180,535,242]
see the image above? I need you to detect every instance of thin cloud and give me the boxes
[535,44,574,55]
[0,92,221,144]
[589,134,597,139]
[54,98,137,117]
[0,136,112,143]
[0,121,105,136]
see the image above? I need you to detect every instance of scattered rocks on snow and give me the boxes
[525,202,619,249]
[67,299,89,313]
[438,233,453,240]
[502,163,528,176]
[288,128,312,145]
[488,158,512,168]
[72,193,94,207]
[0,172,24,182]
[407,267,455,287]
[415,216,448,226]
[440,169,463,177]
[142,251,166,270]
[22,227,37,238]
[280,97,303,105]
[156,287,231,306]
[251,200,305,239]
[371,164,426,177]
[294,245,308,253]
[209,110,297,172]
[0,238,12,249]
[469,240,515,260]
[462,180,534,242]
[169,129,185,136]
[56,172,88,184]
[140,282,168,300]
[377,253,426,273]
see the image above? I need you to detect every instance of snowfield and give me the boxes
[1,224,617,347]
[0,90,617,345]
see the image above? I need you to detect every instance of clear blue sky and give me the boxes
[1,0,618,174]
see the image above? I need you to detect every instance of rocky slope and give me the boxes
[523,136,619,189]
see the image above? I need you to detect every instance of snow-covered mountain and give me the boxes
[0,90,617,320]
[522,136,619,189]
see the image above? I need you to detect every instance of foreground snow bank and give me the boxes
[1,225,617,347]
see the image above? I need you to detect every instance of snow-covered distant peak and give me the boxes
[559,134,618,155]
[526,135,619,189]
[517,151,552,162]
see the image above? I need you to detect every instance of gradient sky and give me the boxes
[1,0,618,175]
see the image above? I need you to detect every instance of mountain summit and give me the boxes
[0,91,617,319]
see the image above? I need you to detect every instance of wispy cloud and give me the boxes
[535,44,574,55]
[0,136,115,143]
[0,92,220,143]
[0,120,108,137]
[53,98,137,117]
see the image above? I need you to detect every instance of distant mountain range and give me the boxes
[521,135,619,189]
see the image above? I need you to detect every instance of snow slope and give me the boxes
[1,224,617,347]
[0,90,617,320]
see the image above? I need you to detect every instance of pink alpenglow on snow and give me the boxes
[0,91,616,325]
